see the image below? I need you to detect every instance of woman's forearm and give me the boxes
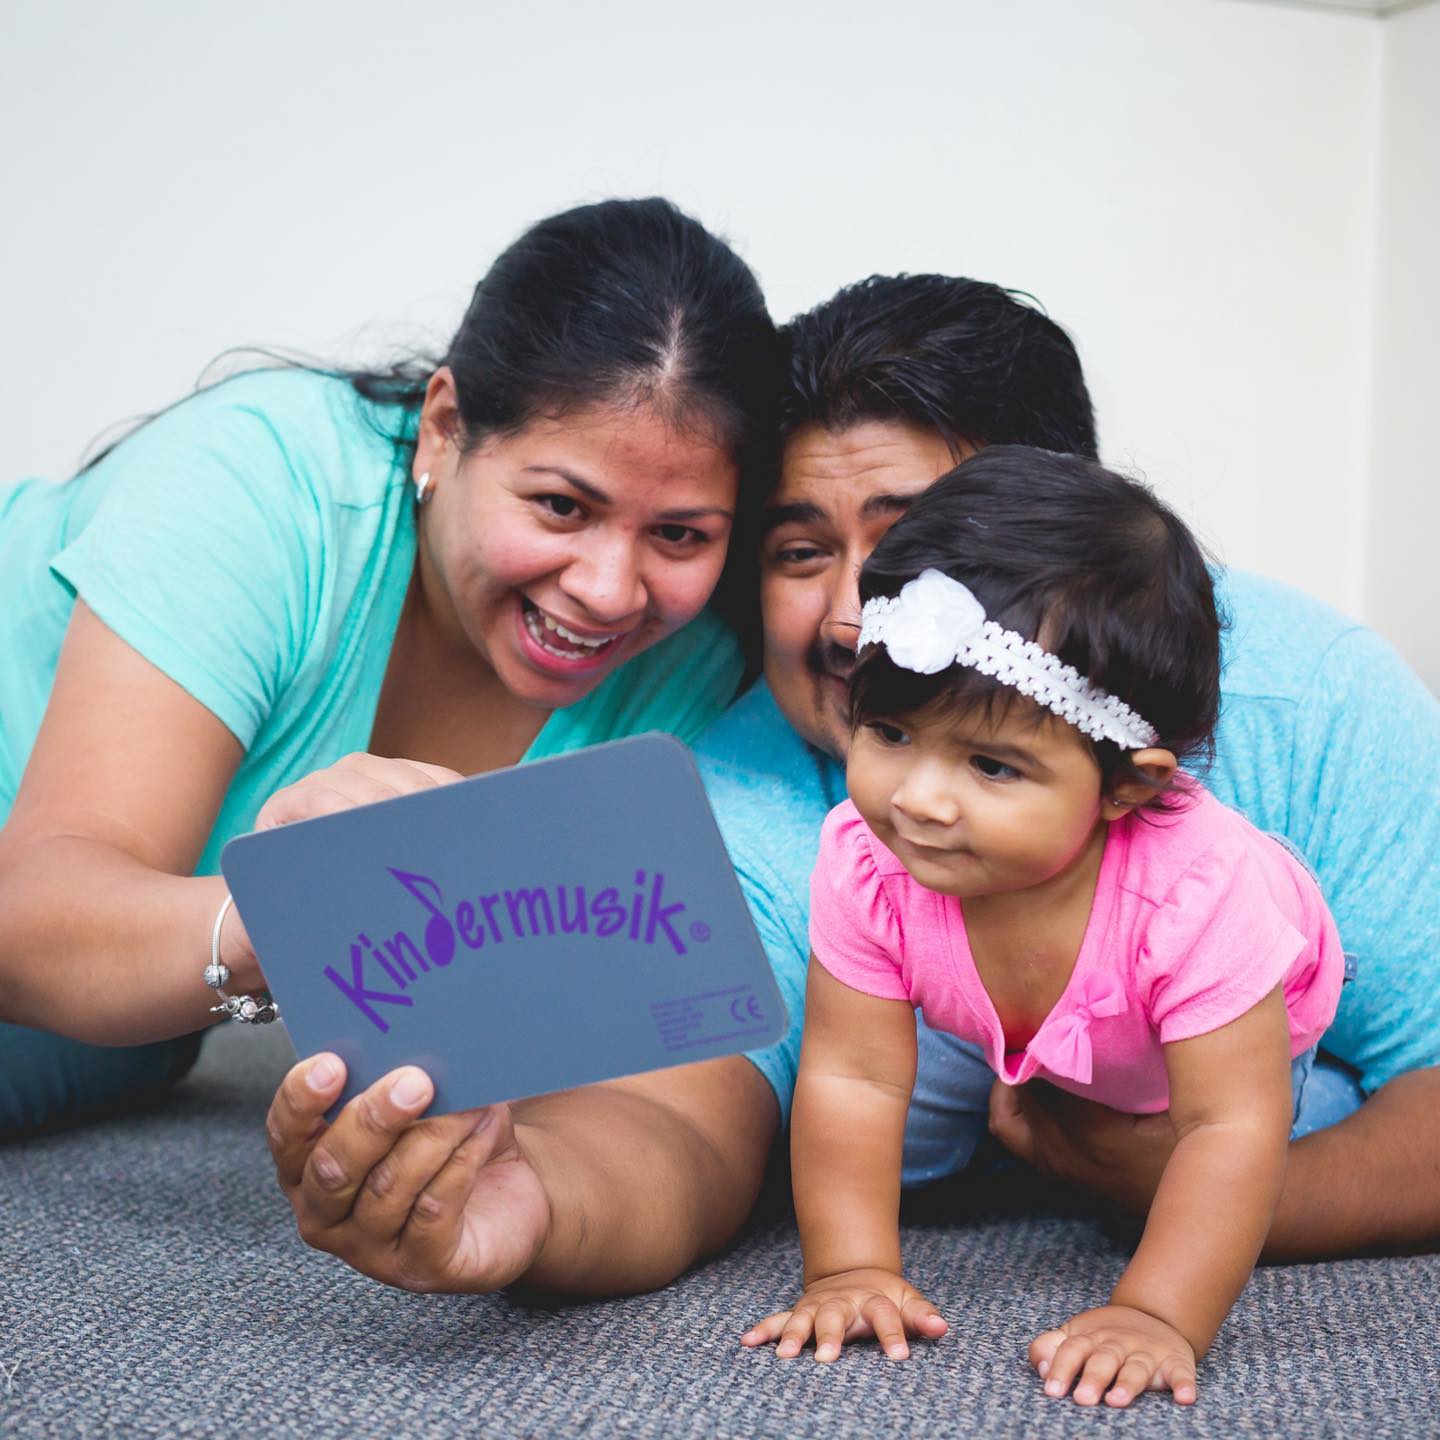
[0,832,253,1043]
[510,1056,778,1296]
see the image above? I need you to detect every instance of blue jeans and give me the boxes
[902,1022,1365,1188]
[0,1021,203,1137]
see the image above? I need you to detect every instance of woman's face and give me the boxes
[413,370,739,710]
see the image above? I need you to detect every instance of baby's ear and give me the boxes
[1103,748,1178,819]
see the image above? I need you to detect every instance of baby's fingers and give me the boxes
[1042,1333,1095,1398]
[1071,1344,1128,1407]
[775,1309,818,1360]
[860,1297,911,1361]
[900,1294,949,1344]
[812,1299,857,1363]
[1102,1354,1157,1409]
[740,1310,793,1348]
[1029,1328,1069,1379]
[1155,1355,1198,1406]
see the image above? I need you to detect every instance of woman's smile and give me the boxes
[516,595,630,673]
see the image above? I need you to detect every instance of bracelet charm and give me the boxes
[206,894,280,1026]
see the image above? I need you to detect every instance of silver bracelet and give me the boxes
[204,893,279,1025]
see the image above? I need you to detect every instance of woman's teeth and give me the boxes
[524,604,617,658]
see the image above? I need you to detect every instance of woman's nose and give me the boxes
[558,539,647,626]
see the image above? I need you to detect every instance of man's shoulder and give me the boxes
[1216,567,1365,703]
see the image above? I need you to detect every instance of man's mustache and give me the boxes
[806,640,855,682]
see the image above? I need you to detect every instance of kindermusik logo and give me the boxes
[325,867,694,1034]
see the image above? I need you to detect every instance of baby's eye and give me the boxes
[865,721,909,747]
[971,754,1020,780]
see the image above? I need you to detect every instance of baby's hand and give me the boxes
[741,1268,948,1362]
[1030,1305,1197,1407]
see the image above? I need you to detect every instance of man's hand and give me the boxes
[1030,1305,1197,1408]
[741,1268,948,1362]
[267,1053,550,1294]
[987,1078,1175,1216]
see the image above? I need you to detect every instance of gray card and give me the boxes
[220,734,786,1115]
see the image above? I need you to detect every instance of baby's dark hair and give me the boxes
[853,446,1224,806]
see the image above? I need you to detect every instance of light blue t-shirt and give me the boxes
[696,569,1440,1119]
[0,369,743,874]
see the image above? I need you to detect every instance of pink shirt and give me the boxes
[809,787,1345,1113]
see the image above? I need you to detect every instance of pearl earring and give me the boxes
[414,471,433,505]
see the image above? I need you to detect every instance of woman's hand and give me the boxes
[1029,1305,1197,1408]
[741,1268,948,1362]
[225,753,466,981]
[267,1054,550,1294]
[255,752,465,830]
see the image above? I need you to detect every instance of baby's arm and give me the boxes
[1034,985,1293,1407]
[741,954,948,1361]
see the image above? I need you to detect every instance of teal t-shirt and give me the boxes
[0,369,743,874]
[697,569,1440,1117]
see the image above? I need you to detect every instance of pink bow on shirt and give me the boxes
[1027,970,1128,1086]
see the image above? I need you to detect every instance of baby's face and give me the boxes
[846,699,1111,900]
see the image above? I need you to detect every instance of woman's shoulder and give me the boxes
[74,368,411,519]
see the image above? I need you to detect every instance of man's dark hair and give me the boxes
[852,447,1223,805]
[781,274,1097,461]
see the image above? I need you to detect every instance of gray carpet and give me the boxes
[2,1025,1436,1439]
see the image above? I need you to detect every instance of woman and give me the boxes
[0,196,781,1134]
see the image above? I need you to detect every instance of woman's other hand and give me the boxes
[267,1054,550,1294]
[987,1077,1174,1216]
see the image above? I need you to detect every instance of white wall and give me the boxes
[1,0,1413,664]
[1366,1,1440,692]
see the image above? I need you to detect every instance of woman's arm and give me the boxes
[265,1047,779,1296]
[0,604,461,1044]
[742,957,948,1361]
[1032,987,1293,1407]
[0,603,247,1042]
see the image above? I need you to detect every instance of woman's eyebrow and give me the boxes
[522,467,731,522]
[523,465,611,504]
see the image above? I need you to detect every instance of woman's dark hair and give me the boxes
[781,275,1098,466]
[851,446,1224,806]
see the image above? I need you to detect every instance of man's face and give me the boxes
[761,421,969,758]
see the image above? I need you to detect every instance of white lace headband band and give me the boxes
[856,569,1160,751]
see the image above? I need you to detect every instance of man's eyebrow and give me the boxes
[861,492,917,519]
[761,500,827,534]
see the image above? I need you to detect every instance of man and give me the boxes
[265,276,1440,1294]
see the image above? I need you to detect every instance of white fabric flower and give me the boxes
[880,569,987,674]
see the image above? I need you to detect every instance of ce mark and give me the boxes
[729,993,765,1024]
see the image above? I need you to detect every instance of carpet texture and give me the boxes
[2,1024,1436,1439]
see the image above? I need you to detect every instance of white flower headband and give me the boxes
[857,569,1160,751]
